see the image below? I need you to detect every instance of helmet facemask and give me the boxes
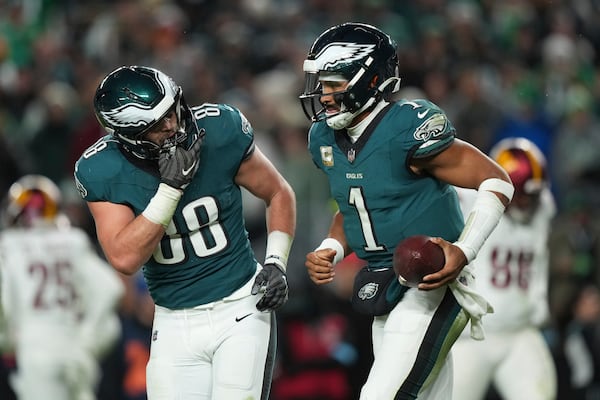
[115,94,190,159]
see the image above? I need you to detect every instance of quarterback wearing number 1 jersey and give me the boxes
[308,98,465,266]
[300,23,513,399]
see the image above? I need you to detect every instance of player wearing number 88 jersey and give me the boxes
[77,102,258,309]
[74,66,296,399]
[452,137,558,400]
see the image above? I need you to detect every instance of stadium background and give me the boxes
[1,0,600,399]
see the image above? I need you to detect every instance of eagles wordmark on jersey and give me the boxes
[309,98,465,268]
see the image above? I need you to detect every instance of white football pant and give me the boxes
[360,286,468,399]
[146,293,276,399]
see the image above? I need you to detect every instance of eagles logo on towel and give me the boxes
[358,282,379,300]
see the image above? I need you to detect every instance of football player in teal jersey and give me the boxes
[74,66,296,399]
[300,23,514,399]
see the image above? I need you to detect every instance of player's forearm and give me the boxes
[454,178,514,263]
[263,182,296,271]
[313,211,350,266]
[100,217,164,275]
[327,211,351,255]
[90,185,182,275]
[265,181,296,237]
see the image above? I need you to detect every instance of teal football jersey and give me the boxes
[308,99,465,268]
[75,103,257,308]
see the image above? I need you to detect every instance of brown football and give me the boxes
[393,235,445,287]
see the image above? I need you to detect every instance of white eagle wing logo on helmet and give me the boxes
[99,69,176,129]
[315,42,376,70]
[101,104,156,127]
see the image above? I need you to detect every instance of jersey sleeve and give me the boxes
[234,108,256,161]
[396,99,456,159]
[307,122,331,171]
[195,103,255,167]
[73,136,127,202]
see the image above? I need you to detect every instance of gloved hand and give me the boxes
[158,130,204,190]
[251,264,289,311]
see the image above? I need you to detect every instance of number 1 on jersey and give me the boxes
[349,187,385,252]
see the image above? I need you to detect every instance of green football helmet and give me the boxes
[299,22,401,129]
[94,65,195,159]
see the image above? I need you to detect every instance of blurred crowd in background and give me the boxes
[1,0,600,399]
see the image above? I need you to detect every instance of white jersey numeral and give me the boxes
[82,139,108,159]
[153,196,228,264]
[348,187,385,252]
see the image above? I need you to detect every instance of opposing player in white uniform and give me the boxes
[0,175,124,400]
[452,138,558,400]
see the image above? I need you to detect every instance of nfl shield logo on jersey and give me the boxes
[347,148,356,163]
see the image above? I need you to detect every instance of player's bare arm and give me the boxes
[412,139,511,205]
[88,132,202,276]
[234,145,296,237]
[305,211,350,285]
[236,145,296,311]
[88,201,165,275]
[411,138,513,290]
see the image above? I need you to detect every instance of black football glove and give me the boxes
[158,130,204,190]
[251,264,289,312]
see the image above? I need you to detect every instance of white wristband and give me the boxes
[315,238,345,265]
[142,183,182,228]
[454,189,506,263]
[264,230,293,271]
